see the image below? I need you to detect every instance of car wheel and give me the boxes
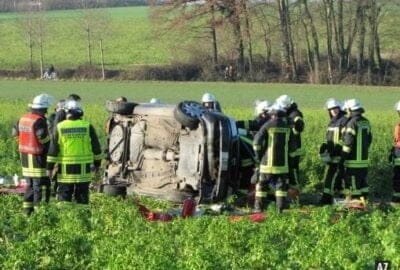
[174,101,205,129]
[105,100,138,115]
[103,184,127,197]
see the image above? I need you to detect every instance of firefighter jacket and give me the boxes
[253,115,291,174]
[14,110,50,178]
[325,112,348,163]
[47,118,102,183]
[287,103,304,158]
[236,114,270,133]
[342,110,372,168]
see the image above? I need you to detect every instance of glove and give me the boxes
[319,150,331,163]
[319,143,327,154]
[46,170,53,179]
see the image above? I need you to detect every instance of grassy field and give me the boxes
[0,5,400,71]
[1,80,400,268]
[0,7,180,69]
[1,80,399,192]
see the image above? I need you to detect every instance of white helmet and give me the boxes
[325,98,342,110]
[255,100,272,116]
[394,101,400,111]
[202,92,216,103]
[29,93,53,109]
[276,94,293,109]
[149,98,161,104]
[268,103,285,114]
[64,100,83,113]
[344,99,363,111]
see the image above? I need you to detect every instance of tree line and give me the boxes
[150,0,400,85]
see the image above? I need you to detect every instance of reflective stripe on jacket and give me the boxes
[48,119,94,183]
[18,113,46,154]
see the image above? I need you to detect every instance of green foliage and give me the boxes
[1,81,400,268]
[0,195,399,269]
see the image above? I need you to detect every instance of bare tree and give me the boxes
[301,0,320,83]
[79,7,110,71]
[277,0,297,81]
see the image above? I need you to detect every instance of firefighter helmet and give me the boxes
[29,93,54,109]
[268,103,285,115]
[64,100,83,115]
[254,100,272,116]
[395,101,400,111]
[344,99,363,111]
[202,93,216,103]
[276,94,293,109]
[325,98,342,110]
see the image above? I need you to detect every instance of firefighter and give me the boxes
[48,99,66,135]
[46,100,102,204]
[341,99,372,203]
[319,98,348,205]
[276,94,304,200]
[389,101,400,202]
[253,103,291,213]
[201,92,222,112]
[237,100,272,134]
[12,94,53,215]
[52,93,81,128]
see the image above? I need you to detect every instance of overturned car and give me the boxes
[102,100,253,203]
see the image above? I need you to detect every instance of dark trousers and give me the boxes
[392,166,400,201]
[23,177,51,215]
[57,182,90,204]
[320,162,345,204]
[288,156,300,188]
[255,174,288,212]
[344,167,368,198]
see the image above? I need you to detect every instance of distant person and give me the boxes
[12,94,53,215]
[224,65,235,81]
[201,92,222,112]
[43,65,56,80]
[47,100,102,204]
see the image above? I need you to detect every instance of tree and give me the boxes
[277,0,297,81]
[79,7,110,73]
[18,10,47,74]
[300,0,320,83]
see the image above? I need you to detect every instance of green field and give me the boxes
[1,80,400,269]
[0,7,180,69]
[1,5,400,71]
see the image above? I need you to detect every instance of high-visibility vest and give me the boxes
[48,119,94,183]
[394,123,400,148]
[18,113,44,155]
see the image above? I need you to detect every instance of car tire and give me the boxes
[174,101,205,130]
[105,100,138,115]
[103,184,127,197]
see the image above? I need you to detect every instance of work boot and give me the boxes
[253,197,264,213]
[319,193,333,205]
[276,196,287,214]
